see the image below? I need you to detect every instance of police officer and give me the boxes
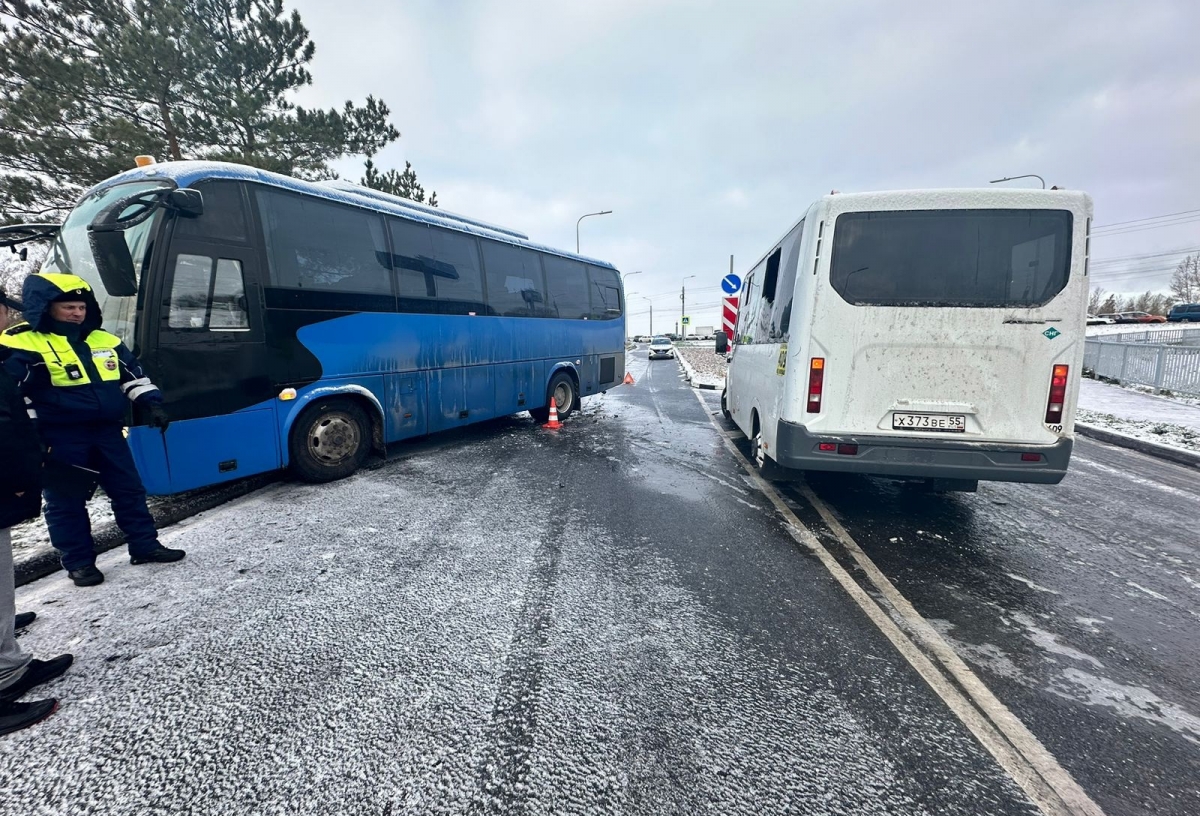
[0,273,184,587]
[0,286,70,734]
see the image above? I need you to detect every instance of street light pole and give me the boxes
[989,174,1046,189]
[576,210,613,254]
[624,271,643,340]
[681,274,696,338]
[642,296,653,336]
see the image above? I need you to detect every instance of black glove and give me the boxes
[145,403,170,432]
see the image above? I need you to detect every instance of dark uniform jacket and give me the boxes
[0,364,42,529]
[0,273,162,428]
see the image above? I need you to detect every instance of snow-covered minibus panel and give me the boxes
[724,188,1092,491]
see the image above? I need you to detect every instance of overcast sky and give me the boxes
[290,0,1200,333]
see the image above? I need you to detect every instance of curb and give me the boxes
[676,352,722,391]
[13,473,277,588]
[1075,422,1200,469]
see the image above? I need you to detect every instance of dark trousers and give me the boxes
[41,424,159,571]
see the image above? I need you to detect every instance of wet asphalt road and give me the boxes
[698,368,1200,816]
[2,348,1194,815]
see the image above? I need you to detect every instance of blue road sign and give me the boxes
[721,274,742,295]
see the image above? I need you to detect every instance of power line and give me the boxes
[1090,216,1200,238]
[1092,208,1200,231]
[1090,246,1200,265]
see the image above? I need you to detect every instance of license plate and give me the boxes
[892,412,966,433]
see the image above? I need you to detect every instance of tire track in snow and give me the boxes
[468,515,566,815]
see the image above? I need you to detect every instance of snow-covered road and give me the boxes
[2,356,1041,816]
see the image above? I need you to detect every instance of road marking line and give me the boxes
[689,389,1106,816]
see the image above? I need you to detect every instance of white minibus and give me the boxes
[722,188,1092,491]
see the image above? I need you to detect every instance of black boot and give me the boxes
[0,699,58,736]
[0,655,74,702]
[130,545,186,565]
[14,612,35,631]
[68,565,104,587]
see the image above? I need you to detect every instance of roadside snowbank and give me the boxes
[1076,410,1199,456]
[676,346,726,389]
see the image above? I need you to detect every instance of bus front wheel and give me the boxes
[290,398,371,483]
[531,371,577,423]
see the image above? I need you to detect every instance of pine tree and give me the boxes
[361,158,438,207]
[0,0,405,221]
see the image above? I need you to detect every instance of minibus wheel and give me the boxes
[290,397,370,483]
[721,389,731,420]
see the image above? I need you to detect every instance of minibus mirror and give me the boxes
[168,188,204,217]
[715,332,729,353]
[88,230,139,297]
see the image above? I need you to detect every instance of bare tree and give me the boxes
[1088,286,1106,313]
[1170,254,1200,303]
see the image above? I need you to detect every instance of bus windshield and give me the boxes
[829,209,1073,308]
[42,180,172,345]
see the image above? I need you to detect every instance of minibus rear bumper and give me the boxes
[773,420,1073,484]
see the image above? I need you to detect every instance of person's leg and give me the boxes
[39,434,98,572]
[92,427,160,558]
[0,528,32,695]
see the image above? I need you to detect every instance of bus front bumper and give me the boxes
[773,420,1073,485]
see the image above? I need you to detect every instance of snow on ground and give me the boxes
[9,491,182,566]
[1076,378,1200,455]
[0,417,1015,815]
[1085,324,1186,338]
[674,345,726,389]
[1077,378,1200,433]
[1076,409,1200,454]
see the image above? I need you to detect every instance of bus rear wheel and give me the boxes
[530,371,577,423]
[290,398,371,483]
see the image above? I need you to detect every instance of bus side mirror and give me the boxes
[88,230,139,297]
[167,188,204,217]
[715,332,729,353]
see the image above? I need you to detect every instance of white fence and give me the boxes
[1083,327,1200,397]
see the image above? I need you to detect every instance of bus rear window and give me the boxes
[829,209,1073,308]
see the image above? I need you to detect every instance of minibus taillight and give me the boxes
[807,358,825,413]
[1045,364,1069,424]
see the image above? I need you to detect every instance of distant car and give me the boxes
[1117,311,1167,324]
[648,336,675,359]
[1096,313,1121,323]
[1086,314,1112,325]
[1167,303,1200,322]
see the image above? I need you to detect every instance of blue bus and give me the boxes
[3,161,626,494]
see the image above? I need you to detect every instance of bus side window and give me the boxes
[168,254,249,330]
[172,181,250,244]
[256,188,392,300]
[428,227,485,315]
[543,256,590,319]
[390,219,439,312]
[762,248,781,304]
[480,239,548,317]
[587,266,622,320]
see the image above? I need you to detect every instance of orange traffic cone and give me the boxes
[543,398,563,430]
[622,372,635,385]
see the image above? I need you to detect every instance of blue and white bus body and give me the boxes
[724,188,1092,491]
[41,161,625,494]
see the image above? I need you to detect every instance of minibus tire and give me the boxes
[531,371,576,423]
[290,398,371,483]
[721,390,731,420]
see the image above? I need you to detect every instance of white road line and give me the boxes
[690,389,1106,816]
